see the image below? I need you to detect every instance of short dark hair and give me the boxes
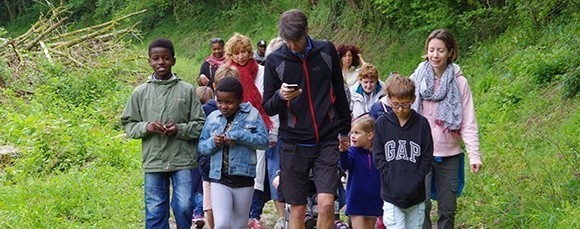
[336,44,361,67]
[278,9,308,41]
[148,38,175,58]
[215,76,243,100]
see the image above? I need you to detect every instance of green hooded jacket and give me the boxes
[121,75,205,172]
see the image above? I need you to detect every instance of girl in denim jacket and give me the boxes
[198,76,269,228]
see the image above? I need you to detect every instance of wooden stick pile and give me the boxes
[0,6,145,76]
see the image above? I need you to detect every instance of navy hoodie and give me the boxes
[202,99,218,117]
[372,110,433,208]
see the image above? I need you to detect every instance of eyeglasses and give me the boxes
[390,102,412,109]
[210,38,223,43]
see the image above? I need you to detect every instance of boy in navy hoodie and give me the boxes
[372,75,433,228]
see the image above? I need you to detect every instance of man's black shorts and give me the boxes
[278,140,340,205]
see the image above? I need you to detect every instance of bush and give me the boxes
[560,67,579,98]
[0,63,139,176]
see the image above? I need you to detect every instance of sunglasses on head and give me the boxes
[210,38,223,43]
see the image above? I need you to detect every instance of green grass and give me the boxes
[0,1,578,227]
[0,166,143,228]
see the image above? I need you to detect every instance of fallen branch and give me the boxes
[25,17,68,51]
[47,9,146,43]
[52,50,84,67]
[51,24,116,49]
[1,6,146,84]
[39,41,53,63]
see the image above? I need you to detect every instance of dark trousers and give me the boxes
[424,155,460,229]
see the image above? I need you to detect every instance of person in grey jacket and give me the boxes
[121,38,205,229]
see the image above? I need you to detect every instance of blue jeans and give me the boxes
[266,140,281,200]
[249,189,265,219]
[250,141,281,219]
[191,167,204,217]
[193,192,204,216]
[145,169,194,229]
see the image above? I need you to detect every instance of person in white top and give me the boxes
[350,63,385,119]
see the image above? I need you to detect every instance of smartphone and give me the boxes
[286,84,299,90]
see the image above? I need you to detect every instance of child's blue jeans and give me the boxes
[193,192,204,216]
[144,169,194,229]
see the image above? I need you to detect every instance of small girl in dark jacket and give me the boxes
[339,116,383,228]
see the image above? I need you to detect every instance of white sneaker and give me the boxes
[274,217,285,229]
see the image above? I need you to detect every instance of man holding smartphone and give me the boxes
[262,9,351,229]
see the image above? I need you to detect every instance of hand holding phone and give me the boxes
[281,83,302,101]
[286,84,299,90]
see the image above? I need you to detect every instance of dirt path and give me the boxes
[168,201,280,229]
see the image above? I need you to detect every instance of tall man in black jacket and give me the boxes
[262,9,351,229]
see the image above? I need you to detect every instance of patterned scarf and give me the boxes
[229,59,273,130]
[206,55,225,68]
[412,61,462,131]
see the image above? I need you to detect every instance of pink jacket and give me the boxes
[411,64,482,165]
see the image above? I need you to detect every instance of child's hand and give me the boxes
[224,137,235,146]
[272,175,280,189]
[338,135,349,152]
[163,122,177,137]
[339,140,349,152]
[214,134,225,147]
[146,121,166,134]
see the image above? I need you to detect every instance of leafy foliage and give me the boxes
[0,0,578,227]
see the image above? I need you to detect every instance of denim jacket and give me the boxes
[198,102,269,180]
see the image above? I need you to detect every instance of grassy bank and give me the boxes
[0,1,578,227]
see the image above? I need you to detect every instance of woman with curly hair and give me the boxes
[336,44,366,87]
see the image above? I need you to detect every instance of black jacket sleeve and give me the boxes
[327,42,352,135]
[197,61,211,86]
[262,53,286,116]
[372,116,387,171]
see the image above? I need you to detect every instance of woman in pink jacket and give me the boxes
[410,29,483,229]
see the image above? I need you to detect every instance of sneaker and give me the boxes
[304,215,315,229]
[248,218,265,229]
[334,220,348,229]
[193,214,205,229]
[274,217,285,229]
[376,217,386,229]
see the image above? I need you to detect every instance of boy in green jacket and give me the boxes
[121,38,205,229]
